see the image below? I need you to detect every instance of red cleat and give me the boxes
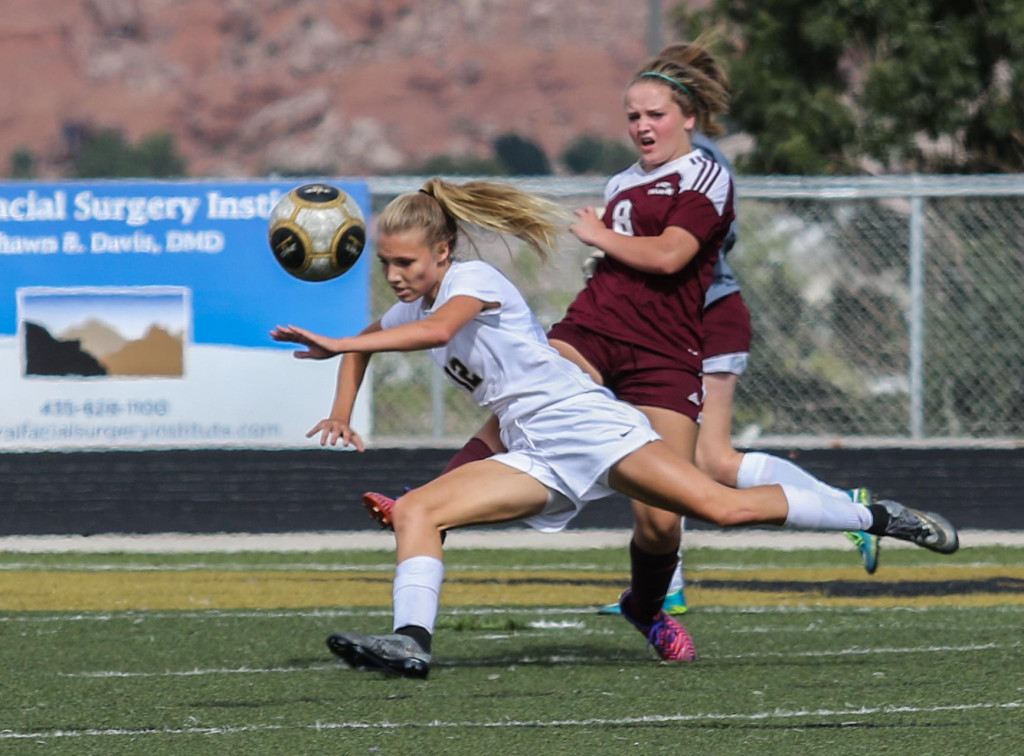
[362,492,397,530]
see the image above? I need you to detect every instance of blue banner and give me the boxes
[0,180,371,345]
[0,179,372,450]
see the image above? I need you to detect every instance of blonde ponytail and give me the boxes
[377,179,568,260]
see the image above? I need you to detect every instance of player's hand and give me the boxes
[306,418,365,451]
[270,325,341,360]
[582,250,606,280]
[569,206,607,247]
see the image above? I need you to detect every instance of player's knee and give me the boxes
[631,522,680,553]
[391,493,443,534]
[714,504,762,528]
[695,446,741,487]
[390,495,424,530]
[704,495,760,528]
[694,447,724,482]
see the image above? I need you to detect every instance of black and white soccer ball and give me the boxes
[268,183,366,282]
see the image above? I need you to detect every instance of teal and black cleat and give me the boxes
[878,499,959,554]
[844,487,880,575]
[598,587,687,616]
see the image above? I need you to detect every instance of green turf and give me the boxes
[2,542,1021,571]
[2,545,1022,755]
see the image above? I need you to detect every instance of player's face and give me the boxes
[625,80,696,171]
[377,229,449,305]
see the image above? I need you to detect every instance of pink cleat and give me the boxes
[618,589,697,662]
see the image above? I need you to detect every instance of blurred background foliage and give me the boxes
[673,0,1024,174]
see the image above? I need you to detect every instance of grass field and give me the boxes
[1,541,1022,755]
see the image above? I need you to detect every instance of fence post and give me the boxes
[908,194,925,439]
[431,364,446,439]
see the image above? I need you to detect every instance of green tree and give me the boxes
[72,128,186,178]
[9,148,35,178]
[134,133,187,177]
[408,153,505,176]
[675,1,1024,174]
[493,133,551,176]
[562,135,635,175]
[73,129,133,177]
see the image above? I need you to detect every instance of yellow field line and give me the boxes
[692,565,1024,581]
[2,566,1022,612]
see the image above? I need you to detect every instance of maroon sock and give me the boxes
[442,436,495,474]
[624,539,679,625]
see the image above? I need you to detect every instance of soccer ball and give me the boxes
[268,183,367,282]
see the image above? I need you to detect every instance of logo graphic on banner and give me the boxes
[1,180,371,450]
[20,287,189,378]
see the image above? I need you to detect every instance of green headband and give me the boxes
[639,71,692,97]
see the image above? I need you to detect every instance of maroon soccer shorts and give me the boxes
[547,321,704,421]
[702,292,751,375]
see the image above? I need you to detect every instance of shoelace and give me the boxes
[893,516,930,540]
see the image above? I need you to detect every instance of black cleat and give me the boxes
[327,631,431,679]
[879,500,959,554]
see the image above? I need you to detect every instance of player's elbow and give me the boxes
[639,249,691,275]
[649,260,686,275]
[419,322,454,347]
[657,251,698,275]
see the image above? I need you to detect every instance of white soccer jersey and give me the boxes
[379,260,602,424]
[379,259,662,531]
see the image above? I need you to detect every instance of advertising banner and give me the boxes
[0,180,372,450]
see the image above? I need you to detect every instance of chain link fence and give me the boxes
[363,175,1024,448]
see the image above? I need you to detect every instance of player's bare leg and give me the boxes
[364,415,504,530]
[609,440,957,552]
[699,371,881,574]
[389,460,548,561]
[618,406,695,628]
[330,461,549,678]
[551,338,692,620]
[611,440,789,526]
[694,372,744,485]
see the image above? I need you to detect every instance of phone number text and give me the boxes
[39,400,170,417]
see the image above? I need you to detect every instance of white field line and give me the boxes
[0,561,607,572]
[1,558,1021,573]
[1,701,1020,740]
[59,664,338,678]
[53,640,1019,680]
[4,603,1024,624]
[1,528,1022,553]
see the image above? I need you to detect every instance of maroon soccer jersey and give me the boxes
[556,150,735,372]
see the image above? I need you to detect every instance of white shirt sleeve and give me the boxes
[379,301,418,331]
[440,262,507,312]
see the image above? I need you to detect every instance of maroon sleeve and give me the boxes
[664,190,722,243]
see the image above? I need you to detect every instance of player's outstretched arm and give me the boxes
[313,342,375,450]
[305,417,365,450]
[270,324,345,359]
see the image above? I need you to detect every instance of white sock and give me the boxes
[667,518,685,593]
[737,452,849,500]
[781,484,873,531]
[667,561,684,593]
[392,555,444,634]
